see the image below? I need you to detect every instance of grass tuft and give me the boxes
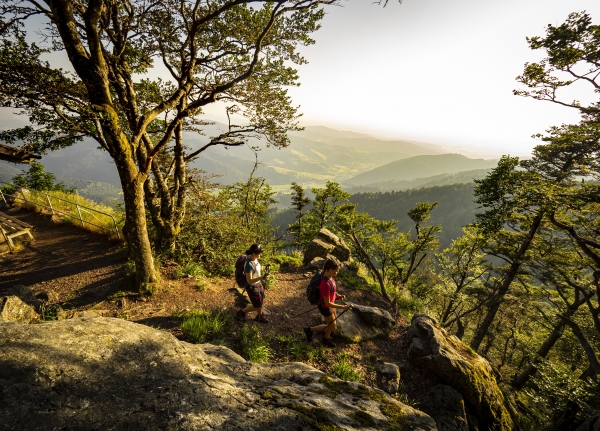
[182,308,232,345]
[278,333,311,361]
[237,324,273,363]
[174,262,205,279]
[331,353,360,381]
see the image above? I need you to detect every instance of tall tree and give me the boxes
[287,181,311,249]
[0,0,336,287]
[470,122,599,351]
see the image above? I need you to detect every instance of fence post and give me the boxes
[0,189,6,205]
[76,204,85,227]
[46,195,55,215]
[110,215,120,239]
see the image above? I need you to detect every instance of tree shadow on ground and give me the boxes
[0,320,312,430]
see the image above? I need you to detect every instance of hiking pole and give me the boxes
[315,303,353,334]
[291,306,320,319]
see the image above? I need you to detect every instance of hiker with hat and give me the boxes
[236,243,270,323]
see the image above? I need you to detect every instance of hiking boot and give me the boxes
[322,337,336,348]
[236,309,247,321]
[255,313,269,324]
[304,327,315,343]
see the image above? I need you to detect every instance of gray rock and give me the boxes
[425,385,469,431]
[575,414,600,431]
[309,256,328,269]
[351,303,396,329]
[0,296,40,323]
[303,238,335,264]
[408,314,513,431]
[334,305,394,343]
[0,317,438,431]
[380,363,400,394]
[304,228,351,265]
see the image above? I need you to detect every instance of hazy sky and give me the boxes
[279,0,600,158]
[283,0,600,158]
[3,1,600,159]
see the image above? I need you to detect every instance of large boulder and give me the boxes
[0,317,438,430]
[0,296,39,323]
[304,228,351,266]
[407,314,513,431]
[334,304,395,343]
[424,385,469,431]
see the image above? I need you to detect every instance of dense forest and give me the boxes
[272,183,479,248]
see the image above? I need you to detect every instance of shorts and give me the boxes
[246,282,266,308]
[318,304,333,317]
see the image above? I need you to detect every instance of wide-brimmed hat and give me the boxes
[247,244,263,255]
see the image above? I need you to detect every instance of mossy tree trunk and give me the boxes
[45,0,158,286]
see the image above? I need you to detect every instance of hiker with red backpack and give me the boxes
[235,244,270,323]
[304,258,351,347]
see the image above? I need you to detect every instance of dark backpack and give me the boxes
[235,255,252,288]
[306,271,332,305]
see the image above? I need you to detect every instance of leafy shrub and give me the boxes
[331,353,360,381]
[394,290,424,320]
[182,309,232,344]
[271,254,303,269]
[2,161,75,195]
[237,324,273,363]
[175,174,279,276]
[525,360,600,425]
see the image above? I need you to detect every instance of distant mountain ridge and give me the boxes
[1,125,496,208]
[343,154,498,186]
[345,168,493,193]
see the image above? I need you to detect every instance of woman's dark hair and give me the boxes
[246,243,263,255]
[322,258,340,273]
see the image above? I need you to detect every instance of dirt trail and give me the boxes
[0,208,127,307]
[0,206,429,395]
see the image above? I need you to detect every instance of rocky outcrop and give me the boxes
[303,228,351,266]
[0,295,39,323]
[0,317,438,430]
[334,304,395,343]
[408,314,513,431]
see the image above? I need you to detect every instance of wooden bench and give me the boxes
[0,211,34,252]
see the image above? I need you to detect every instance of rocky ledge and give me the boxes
[0,317,437,430]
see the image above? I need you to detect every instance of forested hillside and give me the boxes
[272,183,478,248]
[349,184,477,246]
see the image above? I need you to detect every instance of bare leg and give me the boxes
[310,310,336,338]
[242,305,262,317]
